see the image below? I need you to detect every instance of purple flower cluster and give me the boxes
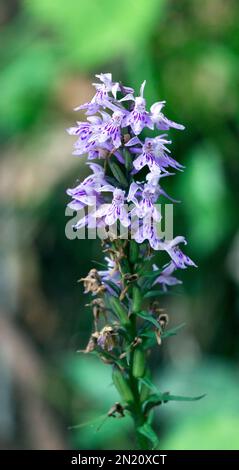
[67,73,196,289]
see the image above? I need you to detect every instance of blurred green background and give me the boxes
[0,0,239,450]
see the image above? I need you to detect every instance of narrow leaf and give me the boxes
[144,289,183,299]
[161,393,206,402]
[139,377,159,394]
[136,311,161,329]
[143,269,162,278]
[91,260,108,268]
[68,413,106,430]
[143,391,206,414]
[161,323,186,339]
[108,160,128,188]
[143,393,164,412]
[143,290,166,299]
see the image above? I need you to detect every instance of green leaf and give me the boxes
[139,377,159,394]
[108,161,128,188]
[140,269,163,292]
[139,330,157,349]
[161,393,206,402]
[92,260,108,268]
[143,393,164,410]
[136,311,161,329]
[161,323,186,339]
[143,269,162,278]
[139,329,158,349]
[141,272,163,292]
[144,288,183,299]
[104,175,121,187]
[137,260,153,276]
[124,149,133,172]
[140,323,185,349]
[143,392,206,414]
[132,285,142,314]
[143,290,166,299]
[140,330,155,338]
[138,423,159,449]
[108,296,130,328]
[68,414,107,430]
[129,240,139,264]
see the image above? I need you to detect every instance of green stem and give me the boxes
[127,241,150,450]
[112,240,152,449]
[128,360,149,449]
[129,376,149,449]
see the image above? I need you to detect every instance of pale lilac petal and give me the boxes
[95,204,110,218]
[127,182,139,202]
[119,207,130,227]
[105,208,117,226]
[95,72,112,82]
[125,136,141,147]
[158,116,185,131]
[133,153,147,171]
[122,85,134,94]
[86,163,104,175]
[140,80,146,98]
[166,236,187,249]
[150,101,166,114]
[119,93,135,102]
[99,184,115,192]
[67,200,84,211]
[111,82,119,99]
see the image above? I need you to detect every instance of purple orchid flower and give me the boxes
[97,110,126,148]
[67,164,116,217]
[126,135,180,173]
[67,120,94,144]
[98,257,120,283]
[94,73,120,100]
[160,236,197,269]
[74,74,116,115]
[74,73,134,116]
[67,163,107,210]
[67,116,102,157]
[128,181,161,221]
[94,73,134,99]
[74,212,107,231]
[150,101,185,131]
[98,257,121,296]
[95,188,130,227]
[66,73,196,283]
[121,81,154,135]
[152,262,182,291]
[131,216,162,250]
[68,114,124,161]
